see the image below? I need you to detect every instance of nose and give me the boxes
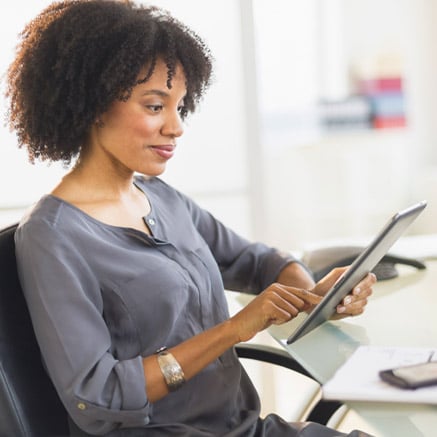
[161,109,184,138]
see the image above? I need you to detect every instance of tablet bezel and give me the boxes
[286,200,427,345]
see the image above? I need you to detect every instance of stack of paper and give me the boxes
[322,345,437,404]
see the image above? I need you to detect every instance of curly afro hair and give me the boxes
[6,0,213,164]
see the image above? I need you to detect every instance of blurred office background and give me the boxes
[1,0,437,252]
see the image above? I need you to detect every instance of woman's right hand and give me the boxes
[229,284,322,343]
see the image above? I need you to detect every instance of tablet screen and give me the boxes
[286,200,427,344]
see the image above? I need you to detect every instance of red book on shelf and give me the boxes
[359,77,403,95]
[372,115,407,129]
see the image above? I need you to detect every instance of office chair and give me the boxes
[0,223,69,436]
[0,223,340,436]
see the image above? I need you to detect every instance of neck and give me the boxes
[52,158,143,205]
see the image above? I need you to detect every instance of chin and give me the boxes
[138,166,166,178]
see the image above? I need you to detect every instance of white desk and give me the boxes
[228,261,437,436]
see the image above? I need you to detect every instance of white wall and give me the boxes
[1,1,437,252]
[254,0,437,250]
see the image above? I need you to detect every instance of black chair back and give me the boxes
[0,223,69,436]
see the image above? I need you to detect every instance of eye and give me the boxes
[146,104,163,113]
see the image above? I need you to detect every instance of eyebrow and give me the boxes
[140,89,187,103]
[140,89,170,98]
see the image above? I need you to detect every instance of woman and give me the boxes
[6,1,375,436]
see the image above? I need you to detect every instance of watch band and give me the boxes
[156,347,186,391]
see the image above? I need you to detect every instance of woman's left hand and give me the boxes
[311,267,377,318]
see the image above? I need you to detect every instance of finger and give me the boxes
[313,266,349,297]
[278,285,323,306]
[270,302,300,323]
[271,293,304,316]
[352,272,377,296]
[361,271,377,288]
[342,288,372,306]
[259,297,302,326]
[337,297,368,315]
[322,266,349,287]
[267,284,306,309]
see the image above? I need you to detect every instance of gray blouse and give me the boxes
[15,176,298,436]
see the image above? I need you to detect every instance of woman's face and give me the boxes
[90,59,186,177]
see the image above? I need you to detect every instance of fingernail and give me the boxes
[354,287,361,295]
[337,305,346,313]
[344,296,352,305]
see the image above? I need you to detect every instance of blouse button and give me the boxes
[77,402,86,410]
[148,218,156,226]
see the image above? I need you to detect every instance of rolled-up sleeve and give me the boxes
[15,221,150,435]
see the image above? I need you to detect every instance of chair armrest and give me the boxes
[235,343,342,425]
[235,343,314,378]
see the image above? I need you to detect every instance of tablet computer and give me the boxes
[286,200,427,344]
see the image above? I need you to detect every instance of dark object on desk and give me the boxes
[0,223,339,436]
[379,361,437,390]
[303,245,427,282]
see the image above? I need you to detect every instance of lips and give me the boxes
[150,145,175,160]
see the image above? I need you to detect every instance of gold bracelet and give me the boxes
[155,347,186,391]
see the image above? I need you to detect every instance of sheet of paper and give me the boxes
[322,345,437,404]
